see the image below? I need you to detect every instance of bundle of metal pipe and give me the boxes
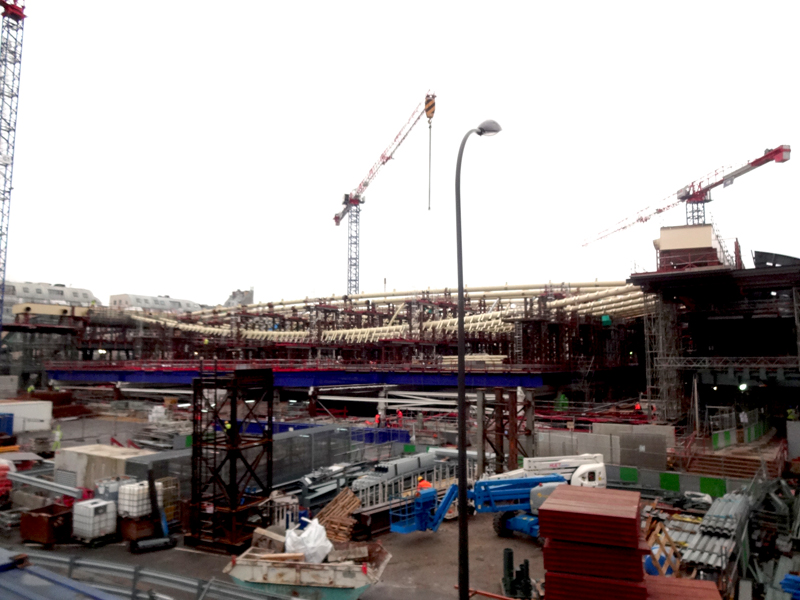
[698,493,751,537]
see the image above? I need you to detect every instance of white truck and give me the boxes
[486,453,607,487]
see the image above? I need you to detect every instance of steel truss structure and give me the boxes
[187,368,274,553]
[0,1,24,335]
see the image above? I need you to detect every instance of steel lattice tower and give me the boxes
[347,203,360,295]
[0,1,24,334]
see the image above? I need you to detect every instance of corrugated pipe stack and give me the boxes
[681,493,750,570]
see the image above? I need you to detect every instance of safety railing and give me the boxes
[352,459,477,510]
[22,550,291,600]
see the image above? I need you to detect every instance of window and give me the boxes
[73,292,78,298]
[144,299,150,305]
[49,289,64,297]
[588,471,596,482]
[6,285,14,295]
[112,300,117,306]
[170,301,181,308]
[23,287,29,293]
[135,298,141,303]
[82,293,88,299]
[35,289,42,294]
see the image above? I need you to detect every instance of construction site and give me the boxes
[0,2,799,600]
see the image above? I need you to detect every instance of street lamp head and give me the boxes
[477,120,502,136]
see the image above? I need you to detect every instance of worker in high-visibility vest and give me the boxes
[397,410,403,428]
[52,423,62,451]
[417,476,432,490]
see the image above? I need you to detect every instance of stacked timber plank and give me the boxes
[539,486,648,600]
[314,488,361,542]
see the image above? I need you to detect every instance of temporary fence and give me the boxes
[607,464,751,498]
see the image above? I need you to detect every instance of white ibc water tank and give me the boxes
[118,481,163,518]
[73,499,117,540]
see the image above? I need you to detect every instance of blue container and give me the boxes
[0,413,12,436]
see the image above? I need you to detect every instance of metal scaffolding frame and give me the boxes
[644,294,681,422]
[187,367,274,553]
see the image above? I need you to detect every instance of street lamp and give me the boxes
[455,119,501,600]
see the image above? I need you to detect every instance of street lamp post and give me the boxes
[455,119,501,600]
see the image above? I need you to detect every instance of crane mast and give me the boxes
[335,93,435,296]
[0,0,24,334]
[585,145,791,245]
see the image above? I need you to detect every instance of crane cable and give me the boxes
[425,93,436,210]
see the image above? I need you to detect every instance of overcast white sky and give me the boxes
[7,1,799,306]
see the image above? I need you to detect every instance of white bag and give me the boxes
[284,518,332,564]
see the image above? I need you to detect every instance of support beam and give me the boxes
[494,387,504,474]
[476,389,485,478]
[507,389,518,470]
[524,389,535,457]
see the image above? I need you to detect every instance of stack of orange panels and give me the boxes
[538,485,642,547]
[540,486,647,600]
[543,537,650,582]
[645,576,722,599]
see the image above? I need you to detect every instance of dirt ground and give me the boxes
[2,512,544,599]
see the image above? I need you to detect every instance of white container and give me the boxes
[95,475,137,503]
[0,400,52,433]
[73,499,117,540]
[118,481,163,518]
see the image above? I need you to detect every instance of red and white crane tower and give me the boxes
[586,145,791,245]
[0,0,25,333]
[334,93,435,296]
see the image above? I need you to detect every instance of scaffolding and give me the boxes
[643,294,681,422]
[187,368,274,553]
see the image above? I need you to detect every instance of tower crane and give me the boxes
[0,0,25,334]
[585,145,791,245]
[335,93,436,296]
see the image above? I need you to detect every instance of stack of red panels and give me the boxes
[541,486,648,599]
[538,486,642,548]
[645,576,722,600]
[545,572,648,600]
[543,537,649,582]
